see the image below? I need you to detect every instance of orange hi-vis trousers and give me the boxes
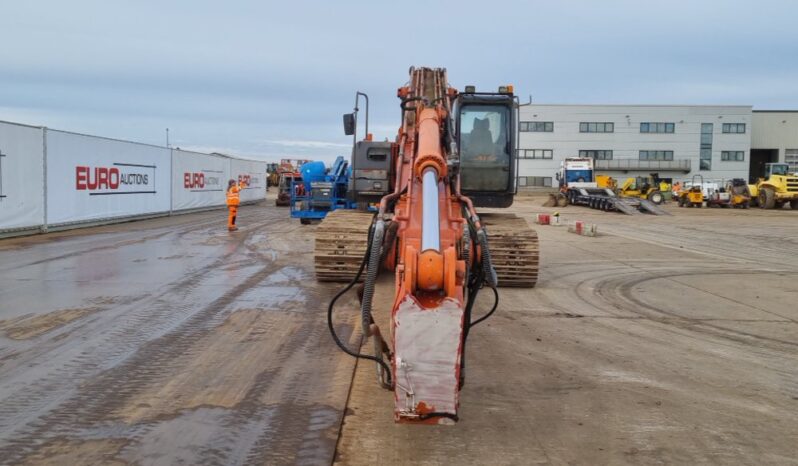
[226,181,245,230]
[227,205,238,229]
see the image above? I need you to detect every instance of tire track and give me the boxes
[0,215,224,271]
[596,269,798,349]
[1,206,358,465]
[0,268,276,462]
[0,213,277,453]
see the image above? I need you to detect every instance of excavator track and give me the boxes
[480,213,539,288]
[314,210,374,282]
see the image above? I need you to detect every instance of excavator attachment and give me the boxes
[393,296,464,424]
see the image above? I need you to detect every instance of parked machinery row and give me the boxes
[552,158,798,212]
[679,163,798,209]
[682,176,749,209]
[552,158,669,215]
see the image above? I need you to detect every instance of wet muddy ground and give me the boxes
[337,199,798,465]
[2,196,797,465]
[0,203,359,465]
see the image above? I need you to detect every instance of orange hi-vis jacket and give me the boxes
[226,182,247,206]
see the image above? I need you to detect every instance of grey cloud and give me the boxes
[1,0,797,161]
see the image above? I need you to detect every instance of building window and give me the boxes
[700,123,713,170]
[721,151,745,161]
[640,122,675,133]
[518,149,553,159]
[579,150,613,160]
[639,150,674,161]
[517,176,552,187]
[786,149,798,173]
[722,123,746,134]
[579,122,614,133]
[520,121,553,132]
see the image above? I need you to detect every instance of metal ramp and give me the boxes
[610,198,642,215]
[638,199,671,216]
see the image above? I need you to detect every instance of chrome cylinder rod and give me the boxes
[421,168,440,252]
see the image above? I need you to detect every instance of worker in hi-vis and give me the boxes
[226,179,247,231]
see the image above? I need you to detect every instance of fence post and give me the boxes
[169,148,174,216]
[42,127,48,233]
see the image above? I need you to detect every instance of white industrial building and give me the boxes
[516,104,754,188]
[751,111,798,176]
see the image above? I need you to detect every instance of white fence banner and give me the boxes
[46,130,171,225]
[171,150,230,211]
[0,122,45,231]
[230,158,267,203]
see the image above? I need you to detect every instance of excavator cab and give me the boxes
[456,90,516,208]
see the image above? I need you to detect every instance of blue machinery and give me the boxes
[290,156,356,223]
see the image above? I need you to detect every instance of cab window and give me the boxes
[770,164,789,176]
[459,105,510,191]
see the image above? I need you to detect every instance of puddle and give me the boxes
[118,406,278,466]
[0,307,100,340]
[235,285,305,310]
[265,266,308,284]
[17,438,128,466]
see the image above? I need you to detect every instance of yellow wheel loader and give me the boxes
[748,163,798,209]
[617,173,668,205]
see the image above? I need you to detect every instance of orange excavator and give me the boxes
[322,67,539,424]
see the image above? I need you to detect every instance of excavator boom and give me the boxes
[387,68,467,423]
[321,67,540,424]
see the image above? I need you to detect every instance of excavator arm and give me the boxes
[322,67,539,424]
[384,68,471,423]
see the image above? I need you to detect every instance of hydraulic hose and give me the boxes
[400,96,423,112]
[469,286,499,328]
[459,218,500,389]
[327,216,393,388]
[418,412,460,422]
[465,226,499,331]
[380,220,399,265]
[361,219,385,334]
[476,228,499,289]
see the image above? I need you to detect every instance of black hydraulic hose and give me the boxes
[380,220,399,265]
[477,228,498,288]
[400,96,423,112]
[361,219,384,334]
[459,218,501,389]
[418,412,460,422]
[469,286,499,328]
[327,216,393,387]
[459,219,480,389]
[470,221,500,328]
[459,257,482,390]
[462,218,483,339]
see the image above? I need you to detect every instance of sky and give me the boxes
[1,0,797,162]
